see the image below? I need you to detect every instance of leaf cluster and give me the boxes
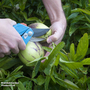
[0,0,49,25]
[0,33,90,90]
[62,0,90,53]
[0,0,90,90]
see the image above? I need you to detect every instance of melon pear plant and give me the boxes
[0,33,90,90]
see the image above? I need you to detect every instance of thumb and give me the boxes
[47,31,60,43]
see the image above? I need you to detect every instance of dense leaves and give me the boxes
[0,0,90,90]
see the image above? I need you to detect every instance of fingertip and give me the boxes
[47,35,57,43]
[47,37,52,43]
[47,32,60,43]
[22,43,26,50]
[19,41,26,51]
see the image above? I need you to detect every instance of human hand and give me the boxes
[41,19,67,63]
[47,20,67,44]
[0,18,26,57]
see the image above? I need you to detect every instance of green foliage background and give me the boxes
[0,0,50,25]
[0,0,90,90]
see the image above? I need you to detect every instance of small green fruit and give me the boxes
[18,42,44,65]
[28,23,51,41]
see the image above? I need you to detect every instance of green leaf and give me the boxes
[59,63,79,79]
[1,58,19,70]
[3,87,11,90]
[48,42,65,62]
[41,42,65,75]
[76,33,89,60]
[80,0,86,8]
[63,3,71,17]
[26,81,32,90]
[81,58,90,65]
[51,75,56,83]
[54,55,60,66]
[45,76,50,90]
[67,13,79,20]
[10,85,14,90]
[60,58,83,69]
[26,57,46,66]
[0,68,8,78]
[0,56,8,62]
[42,46,52,52]
[69,24,78,36]
[85,23,90,28]
[71,15,84,24]
[64,79,81,90]
[0,57,13,68]
[71,8,90,15]
[32,60,41,78]
[21,11,40,22]
[54,75,81,90]
[16,80,26,90]
[84,15,90,23]
[43,42,65,68]
[71,1,81,6]
[69,43,75,61]
[19,0,27,11]
[4,72,24,82]
[79,67,88,74]
[11,65,23,75]
[59,52,69,61]
[44,58,55,75]
[17,77,32,90]
[36,75,45,85]
[78,75,87,85]
[63,4,70,10]
[60,64,79,79]
[88,84,90,90]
